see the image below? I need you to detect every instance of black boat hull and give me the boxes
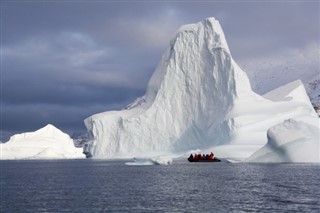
[188,158,221,162]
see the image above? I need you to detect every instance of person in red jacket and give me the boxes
[210,152,215,160]
[194,154,198,160]
[209,154,213,160]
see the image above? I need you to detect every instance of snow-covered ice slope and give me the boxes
[246,119,320,163]
[210,80,319,160]
[85,18,319,160]
[1,124,85,159]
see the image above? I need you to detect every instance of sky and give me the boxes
[1,0,319,139]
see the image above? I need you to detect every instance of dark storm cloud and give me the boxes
[2,102,124,134]
[1,1,319,137]
[2,33,145,105]
[2,82,144,106]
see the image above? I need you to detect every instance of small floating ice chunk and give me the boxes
[125,155,173,166]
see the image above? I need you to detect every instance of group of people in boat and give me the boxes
[188,152,215,161]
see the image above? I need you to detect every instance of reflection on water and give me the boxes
[1,160,320,212]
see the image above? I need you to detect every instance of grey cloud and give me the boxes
[2,81,144,106]
[2,33,151,89]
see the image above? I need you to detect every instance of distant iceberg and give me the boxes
[1,124,85,159]
[84,17,319,162]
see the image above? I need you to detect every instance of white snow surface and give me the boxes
[1,124,85,159]
[246,119,320,163]
[85,17,319,161]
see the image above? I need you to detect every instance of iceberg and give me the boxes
[85,17,319,161]
[246,119,320,163]
[1,124,85,159]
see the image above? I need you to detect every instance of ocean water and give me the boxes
[1,160,319,212]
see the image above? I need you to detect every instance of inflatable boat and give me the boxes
[188,157,221,162]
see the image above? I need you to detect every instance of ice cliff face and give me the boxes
[1,124,84,159]
[85,18,319,160]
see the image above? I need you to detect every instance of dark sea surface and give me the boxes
[1,159,319,213]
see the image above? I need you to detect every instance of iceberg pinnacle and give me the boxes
[85,18,319,160]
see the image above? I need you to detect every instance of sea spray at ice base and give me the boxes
[125,156,173,166]
[85,17,319,162]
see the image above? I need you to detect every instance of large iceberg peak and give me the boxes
[145,17,252,109]
[84,17,318,160]
[85,17,255,158]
